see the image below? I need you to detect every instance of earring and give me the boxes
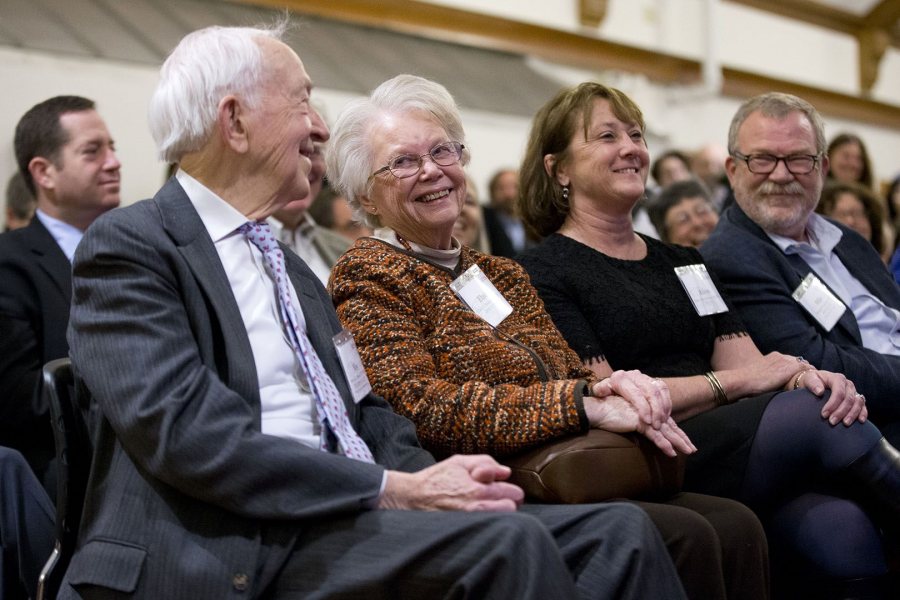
[561,185,569,201]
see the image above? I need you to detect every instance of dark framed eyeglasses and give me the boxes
[731,152,820,175]
[370,141,465,180]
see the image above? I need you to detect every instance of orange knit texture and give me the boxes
[331,238,591,458]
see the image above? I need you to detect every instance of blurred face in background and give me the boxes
[826,191,871,241]
[490,169,519,213]
[453,179,483,248]
[655,156,691,188]
[332,194,372,241]
[828,140,864,184]
[663,196,719,247]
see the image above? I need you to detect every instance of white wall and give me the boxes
[421,0,900,105]
[2,0,899,226]
[0,47,163,208]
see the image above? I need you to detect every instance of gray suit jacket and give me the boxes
[311,223,351,269]
[701,203,900,423]
[61,179,433,598]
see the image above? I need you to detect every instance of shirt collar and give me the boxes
[176,170,249,241]
[35,209,84,262]
[373,227,462,270]
[765,212,843,256]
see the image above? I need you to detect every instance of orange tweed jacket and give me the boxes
[330,238,592,458]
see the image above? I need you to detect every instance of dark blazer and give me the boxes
[61,179,433,598]
[701,202,900,423]
[0,217,71,480]
[482,205,519,258]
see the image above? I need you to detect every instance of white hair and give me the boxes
[326,74,469,228]
[148,22,288,163]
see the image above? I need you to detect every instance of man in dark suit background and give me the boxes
[701,92,900,444]
[0,95,121,490]
[61,23,684,599]
[482,167,532,257]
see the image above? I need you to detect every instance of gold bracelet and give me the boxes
[792,370,809,390]
[704,371,730,406]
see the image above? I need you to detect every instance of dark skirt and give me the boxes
[678,392,777,498]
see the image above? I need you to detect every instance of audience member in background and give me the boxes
[817,181,889,262]
[268,118,350,286]
[642,150,695,239]
[827,133,874,191]
[0,95,120,492]
[648,179,719,248]
[62,24,685,599]
[885,175,900,232]
[0,446,55,600]
[4,172,36,231]
[329,74,769,600]
[887,175,900,284]
[691,143,731,210]
[702,92,900,450]
[651,150,693,190]
[452,175,490,253]
[518,82,900,599]
[307,182,372,242]
[482,168,532,256]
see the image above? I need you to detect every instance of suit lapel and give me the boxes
[728,205,863,343]
[833,237,900,310]
[25,218,72,303]
[155,180,261,412]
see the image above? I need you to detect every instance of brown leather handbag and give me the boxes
[503,430,685,504]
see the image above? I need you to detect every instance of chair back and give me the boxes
[36,358,93,600]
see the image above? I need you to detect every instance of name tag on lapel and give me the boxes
[792,273,846,332]
[332,329,372,403]
[450,264,513,327]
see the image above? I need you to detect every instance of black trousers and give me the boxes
[0,446,56,600]
[634,492,770,600]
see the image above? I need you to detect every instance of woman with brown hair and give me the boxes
[327,74,770,600]
[516,81,900,598]
[817,180,889,262]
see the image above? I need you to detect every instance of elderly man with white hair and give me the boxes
[60,22,686,599]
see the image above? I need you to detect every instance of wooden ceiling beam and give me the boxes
[862,0,900,29]
[233,0,900,129]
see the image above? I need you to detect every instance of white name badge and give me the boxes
[332,329,372,404]
[674,264,729,317]
[449,264,513,327]
[792,273,846,332]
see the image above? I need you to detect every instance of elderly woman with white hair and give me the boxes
[327,74,770,600]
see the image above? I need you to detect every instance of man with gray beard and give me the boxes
[701,92,900,445]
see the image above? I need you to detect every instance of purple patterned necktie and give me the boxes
[239,221,374,463]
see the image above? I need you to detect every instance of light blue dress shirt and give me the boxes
[766,213,900,357]
[35,209,83,262]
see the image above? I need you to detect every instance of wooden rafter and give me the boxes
[233,0,900,128]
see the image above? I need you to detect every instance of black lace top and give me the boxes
[518,233,748,378]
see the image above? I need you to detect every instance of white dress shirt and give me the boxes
[176,170,321,448]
